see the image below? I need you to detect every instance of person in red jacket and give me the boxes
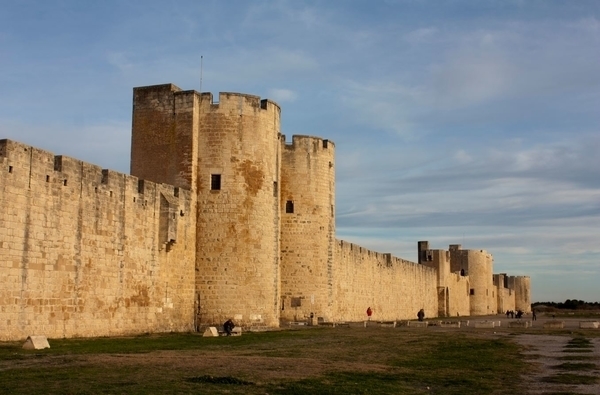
[366,307,373,321]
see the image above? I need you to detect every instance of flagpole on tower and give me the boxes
[200,55,203,93]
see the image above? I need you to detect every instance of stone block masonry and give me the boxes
[0,82,532,340]
[0,139,196,341]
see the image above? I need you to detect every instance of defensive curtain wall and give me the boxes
[0,139,196,341]
[0,83,531,340]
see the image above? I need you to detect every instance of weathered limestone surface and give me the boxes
[0,83,533,340]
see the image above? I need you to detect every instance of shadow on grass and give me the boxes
[541,373,599,385]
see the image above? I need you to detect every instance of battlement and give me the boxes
[199,91,281,116]
[0,138,191,210]
[283,135,335,150]
[133,84,281,117]
[337,239,418,267]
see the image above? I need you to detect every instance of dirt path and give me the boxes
[514,335,600,394]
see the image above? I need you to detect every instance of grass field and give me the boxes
[0,327,531,394]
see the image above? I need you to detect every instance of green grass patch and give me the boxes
[541,373,599,385]
[0,329,531,394]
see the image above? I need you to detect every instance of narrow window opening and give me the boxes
[180,210,184,217]
[470,289,475,295]
[8,166,13,173]
[46,175,50,182]
[273,181,278,197]
[211,174,221,190]
[174,187,179,197]
[63,179,67,186]
[110,191,113,197]
[94,187,98,193]
[133,197,136,202]
[285,200,294,213]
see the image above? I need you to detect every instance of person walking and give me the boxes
[366,307,373,321]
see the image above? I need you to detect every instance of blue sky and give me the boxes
[1,0,599,302]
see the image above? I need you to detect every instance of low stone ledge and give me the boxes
[287,321,308,327]
[543,320,565,329]
[508,320,530,328]
[378,321,397,328]
[407,321,428,328]
[319,321,349,328]
[579,321,599,329]
[474,321,500,328]
[439,321,461,328]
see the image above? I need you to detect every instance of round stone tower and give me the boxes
[279,135,335,323]
[450,245,495,316]
[513,276,531,313]
[195,92,282,329]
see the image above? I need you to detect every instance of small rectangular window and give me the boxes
[273,181,278,197]
[211,174,221,190]
[63,179,68,186]
[8,166,13,173]
[286,200,294,213]
[46,175,50,182]
[470,289,475,295]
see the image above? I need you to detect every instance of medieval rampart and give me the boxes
[332,240,438,322]
[0,139,196,341]
[0,82,533,340]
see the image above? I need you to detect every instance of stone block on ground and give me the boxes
[439,321,461,328]
[202,327,219,337]
[22,335,50,350]
[543,320,565,329]
[407,321,428,328]
[579,321,599,329]
[474,321,497,328]
[508,320,530,328]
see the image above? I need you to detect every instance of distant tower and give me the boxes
[449,245,494,315]
[511,276,531,313]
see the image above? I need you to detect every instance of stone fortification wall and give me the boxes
[279,135,335,323]
[194,92,282,329]
[420,247,470,317]
[446,272,471,317]
[510,276,531,313]
[494,274,515,313]
[332,241,438,322]
[0,139,196,341]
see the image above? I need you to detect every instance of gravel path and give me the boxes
[514,334,600,395]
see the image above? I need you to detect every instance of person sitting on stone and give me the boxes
[223,319,235,336]
[417,309,425,322]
